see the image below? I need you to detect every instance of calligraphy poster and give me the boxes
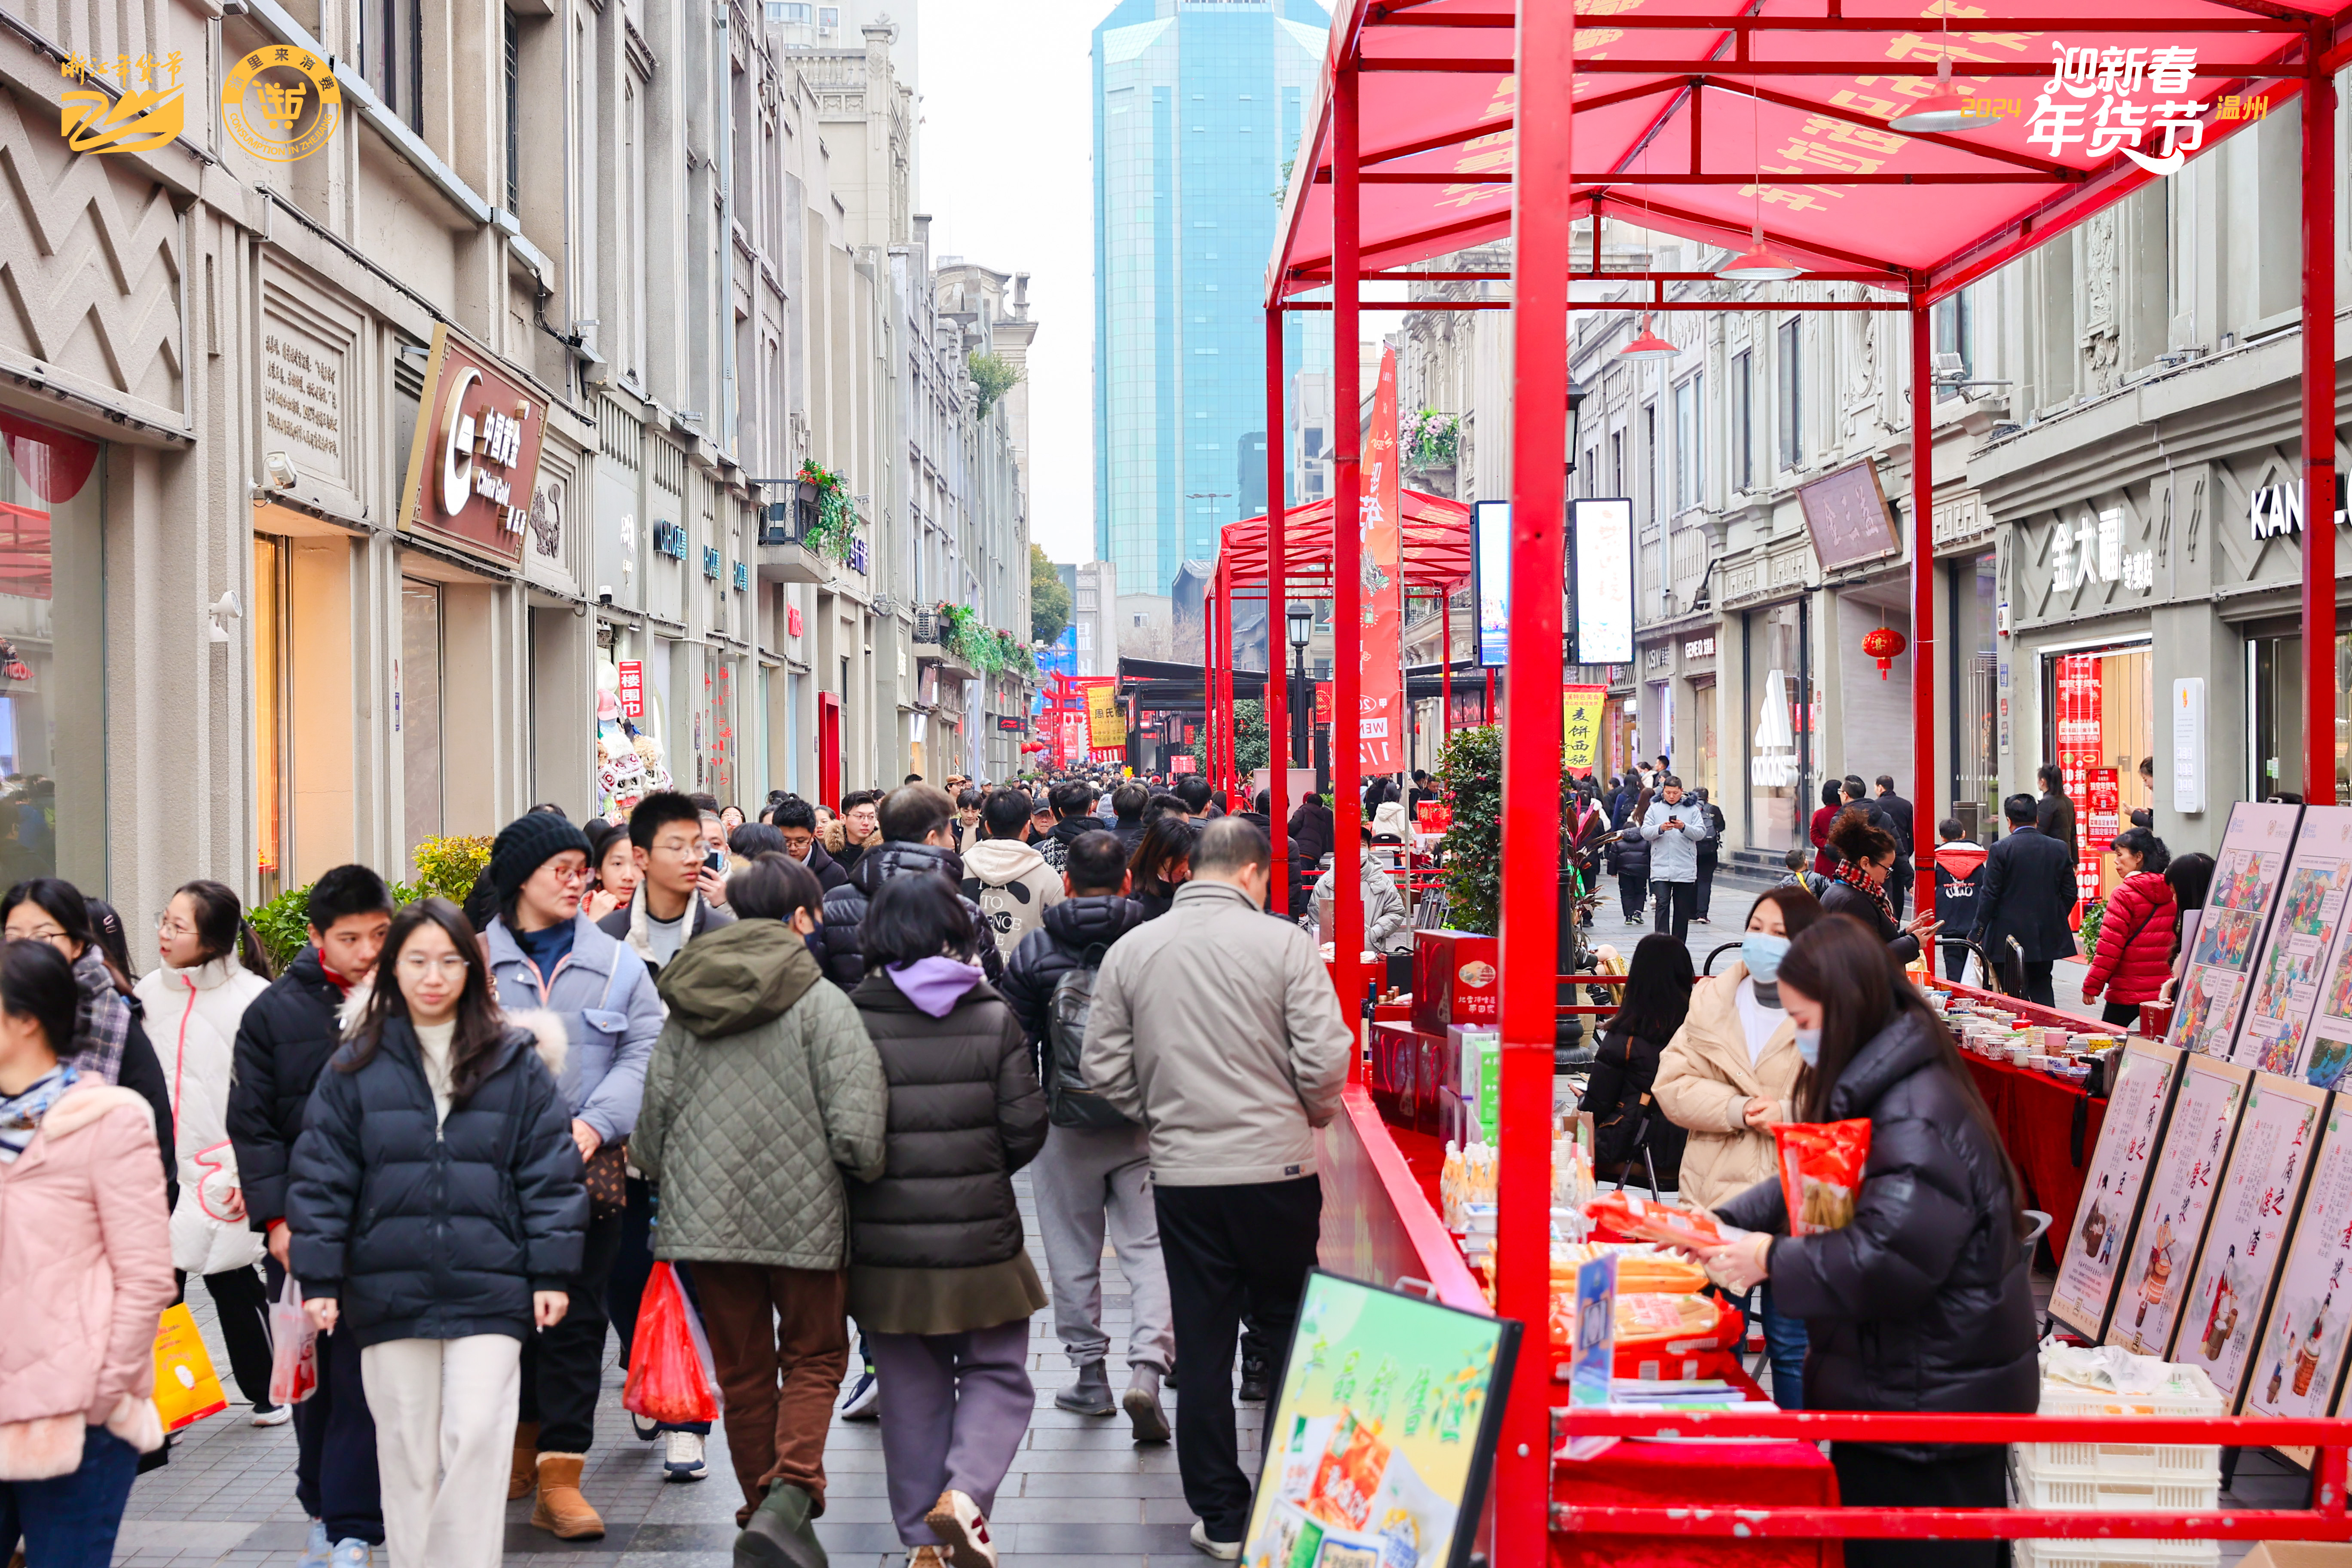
[1562,686,1604,778]
[2243,1109,2352,1421]
[2166,802,2304,1060]
[2051,1041,2183,1340]
[2167,1074,2328,1406]
[2107,1056,2251,1358]
[1358,347,1403,774]
[2231,807,2352,1079]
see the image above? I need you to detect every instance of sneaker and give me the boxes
[328,1540,371,1568]
[297,1520,331,1568]
[923,1490,998,1568]
[251,1403,291,1427]
[631,1410,661,1442]
[1190,1520,1241,1560]
[663,1429,707,1482]
[907,1551,947,1568]
[837,1368,880,1421]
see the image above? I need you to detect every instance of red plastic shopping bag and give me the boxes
[621,1262,722,1425]
[267,1270,318,1406]
[1773,1118,1873,1235]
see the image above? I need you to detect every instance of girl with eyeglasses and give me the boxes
[132,881,284,1427]
[287,898,588,1568]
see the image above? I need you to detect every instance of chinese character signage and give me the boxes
[1563,685,1605,778]
[2107,1055,2249,1358]
[60,49,187,153]
[2243,1112,2352,1420]
[397,325,548,567]
[1795,460,1899,573]
[1359,348,1405,773]
[2050,1040,2181,1340]
[1242,1271,1517,1568]
[2027,45,2209,175]
[222,45,343,162]
[1083,680,1126,750]
[616,659,645,720]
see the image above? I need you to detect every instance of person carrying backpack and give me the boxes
[998,829,1172,1442]
[959,788,1066,956]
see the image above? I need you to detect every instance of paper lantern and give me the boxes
[1860,626,1908,680]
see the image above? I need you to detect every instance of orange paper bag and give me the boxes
[151,1302,228,1431]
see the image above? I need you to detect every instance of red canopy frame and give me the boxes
[1244,2,2352,1559]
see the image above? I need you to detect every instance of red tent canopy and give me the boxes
[1216,488,1473,593]
[1267,0,2352,304]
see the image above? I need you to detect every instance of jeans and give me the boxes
[521,1204,625,1454]
[1758,1283,1808,1409]
[693,1262,850,1525]
[267,1256,383,1544]
[180,1264,276,1410]
[865,1322,1035,1547]
[1652,879,1697,943]
[1617,873,1648,921]
[1155,1176,1323,1542]
[0,1425,139,1568]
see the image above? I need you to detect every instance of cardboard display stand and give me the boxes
[2244,1106,2352,1420]
[2050,1040,2183,1340]
[2168,1075,2331,1407]
[2169,802,2304,1061]
[2108,1056,2254,1358]
[2230,807,2352,1079]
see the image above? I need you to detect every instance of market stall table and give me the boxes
[1551,1436,1838,1568]
[1961,1052,2110,1237]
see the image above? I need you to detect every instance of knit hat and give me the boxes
[489,812,594,903]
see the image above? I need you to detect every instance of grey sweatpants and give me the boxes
[1031,1123,1175,1374]
[866,1322,1033,1546]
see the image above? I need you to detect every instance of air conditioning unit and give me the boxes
[914,608,938,644]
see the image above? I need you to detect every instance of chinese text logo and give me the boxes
[60,52,186,154]
[223,47,342,162]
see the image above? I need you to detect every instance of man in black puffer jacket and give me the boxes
[1712,919,2035,1568]
[812,784,1005,991]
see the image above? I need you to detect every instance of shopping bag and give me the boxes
[1773,1118,1873,1235]
[267,1271,318,1407]
[620,1262,722,1424]
[150,1302,229,1431]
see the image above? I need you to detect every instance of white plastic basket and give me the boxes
[2010,1448,2221,1513]
[2015,1540,2220,1568]
[2023,1368,2225,1482]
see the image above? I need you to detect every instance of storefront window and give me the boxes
[0,411,105,888]
[2249,632,2352,805]
[2040,641,2152,903]
[401,579,444,857]
[254,536,291,900]
[1743,600,1814,852]
[1689,677,1717,800]
[1950,552,1998,842]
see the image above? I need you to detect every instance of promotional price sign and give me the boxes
[1244,1271,1517,1568]
[616,659,645,720]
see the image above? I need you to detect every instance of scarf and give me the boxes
[0,1064,75,1163]
[1830,857,1896,929]
[70,947,132,1084]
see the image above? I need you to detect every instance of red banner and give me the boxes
[1315,682,1333,725]
[1415,800,1452,834]
[2055,654,2104,907]
[616,659,645,720]
[1171,754,1196,775]
[1359,347,1404,772]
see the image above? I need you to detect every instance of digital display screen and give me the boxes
[1471,499,1510,668]
[1567,498,1635,665]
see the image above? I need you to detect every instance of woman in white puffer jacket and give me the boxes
[132,880,283,1423]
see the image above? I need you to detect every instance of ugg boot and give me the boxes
[733,1480,828,1568]
[1053,1359,1115,1416]
[529,1453,605,1539]
[508,1421,539,1500]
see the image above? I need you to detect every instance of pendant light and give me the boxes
[1619,313,1678,361]
[1619,139,1678,359]
[1890,53,1995,135]
[1717,85,1806,281]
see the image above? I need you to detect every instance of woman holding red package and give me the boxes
[1699,915,2036,1568]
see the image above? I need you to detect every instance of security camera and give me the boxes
[263,451,299,490]
[597,586,613,606]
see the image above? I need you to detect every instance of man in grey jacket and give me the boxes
[484,811,667,1537]
[1082,817,1353,1559]
[1640,775,1713,943]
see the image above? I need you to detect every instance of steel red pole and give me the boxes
[1206,576,1221,790]
[1498,0,1571,1557]
[1334,54,1365,1042]
[1442,589,1454,750]
[1267,307,1291,905]
[1911,301,1938,866]
[2303,46,2338,804]
[1486,665,1496,724]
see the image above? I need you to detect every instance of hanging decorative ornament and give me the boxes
[1861,626,1908,679]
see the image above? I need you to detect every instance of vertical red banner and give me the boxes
[2055,653,2105,906]
[1360,347,1404,772]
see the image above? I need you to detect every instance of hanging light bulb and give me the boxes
[1890,52,1997,135]
[1618,312,1678,361]
[1716,221,1804,281]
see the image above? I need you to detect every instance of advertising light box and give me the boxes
[1567,498,1634,665]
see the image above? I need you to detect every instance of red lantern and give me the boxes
[1860,626,1908,680]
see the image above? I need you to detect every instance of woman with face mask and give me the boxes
[1697,916,2037,1568]
[1653,885,1822,1404]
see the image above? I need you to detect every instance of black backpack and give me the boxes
[1044,942,1135,1130]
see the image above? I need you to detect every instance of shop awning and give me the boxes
[1268,0,2352,304]
[1217,488,1474,592]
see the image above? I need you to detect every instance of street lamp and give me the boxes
[1287,600,1314,781]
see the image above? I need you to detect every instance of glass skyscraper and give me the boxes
[1092,0,1330,605]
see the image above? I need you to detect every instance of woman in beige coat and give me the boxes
[1654,883,1822,1405]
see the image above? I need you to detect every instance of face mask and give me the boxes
[1741,934,1791,983]
[1794,1028,1822,1069]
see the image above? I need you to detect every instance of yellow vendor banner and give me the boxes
[1085,682,1127,749]
[1563,685,1605,777]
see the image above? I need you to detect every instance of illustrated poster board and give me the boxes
[1244,1270,1521,1568]
[2243,1106,2352,1421]
[2107,1056,2253,1357]
[2166,1074,2330,1407]
[2230,807,2352,1078]
[2050,1040,2184,1340]
[2167,802,2303,1060]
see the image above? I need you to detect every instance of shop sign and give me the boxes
[652,521,688,560]
[1170,754,1196,775]
[701,545,722,580]
[222,46,343,162]
[2052,508,2124,591]
[616,659,645,720]
[1684,636,1714,659]
[61,52,187,154]
[1563,685,1605,777]
[732,561,748,591]
[1751,668,1799,788]
[2251,478,2351,541]
[1795,460,1898,572]
[995,715,1026,734]
[1566,498,1634,664]
[1084,681,1126,749]
[397,325,548,567]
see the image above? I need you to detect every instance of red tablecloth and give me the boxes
[1551,1433,1838,1568]
[1963,1054,2109,1237]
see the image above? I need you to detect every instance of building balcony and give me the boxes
[755,539,831,585]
